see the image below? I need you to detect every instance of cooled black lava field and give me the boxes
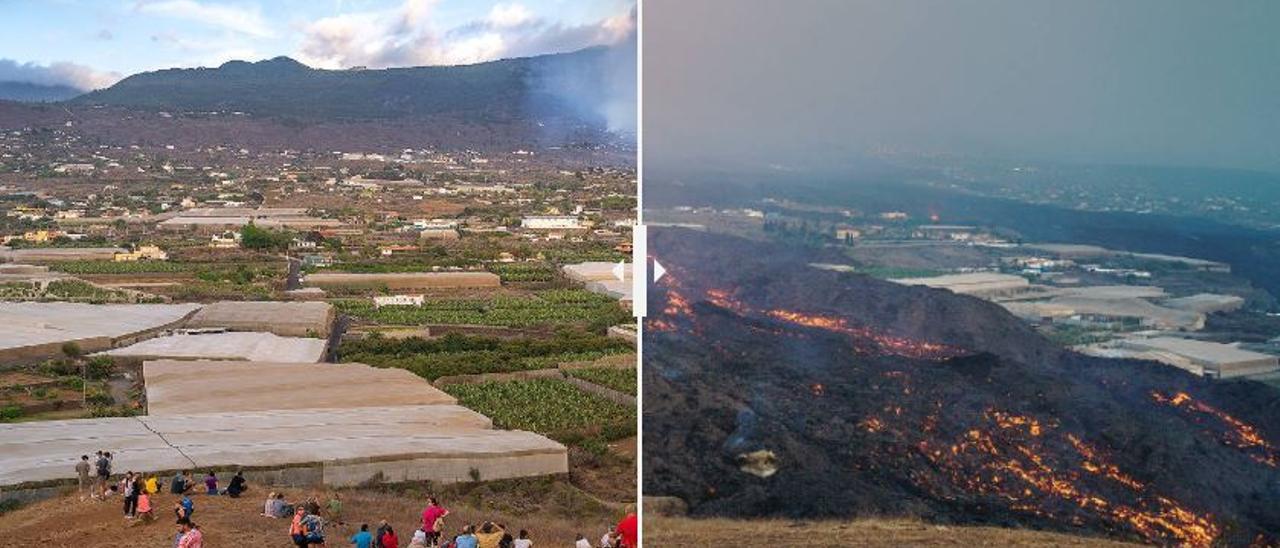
[643,229,1280,546]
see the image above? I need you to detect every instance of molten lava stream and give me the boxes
[1151,391,1279,468]
[763,308,967,360]
[908,409,1221,546]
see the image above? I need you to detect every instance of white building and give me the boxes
[210,231,242,249]
[373,294,425,308]
[413,219,458,230]
[521,216,585,230]
[114,245,168,262]
[54,163,95,174]
[1112,337,1279,379]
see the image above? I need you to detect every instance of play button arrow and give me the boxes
[653,259,666,282]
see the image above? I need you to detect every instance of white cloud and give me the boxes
[487,3,534,28]
[297,0,441,68]
[494,7,634,60]
[438,32,506,65]
[149,31,261,69]
[0,59,122,91]
[135,0,274,38]
[296,0,634,69]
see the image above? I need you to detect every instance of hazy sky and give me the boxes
[0,0,633,90]
[645,0,1280,173]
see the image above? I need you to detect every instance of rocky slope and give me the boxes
[643,228,1280,546]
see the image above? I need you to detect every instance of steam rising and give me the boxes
[530,25,637,135]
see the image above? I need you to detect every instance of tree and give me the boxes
[85,356,116,380]
[240,222,279,250]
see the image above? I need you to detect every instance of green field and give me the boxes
[49,260,192,274]
[443,378,635,445]
[567,367,636,395]
[486,262,558,282]
[332,290,630,329]
[50,260,282,278]
[340,332,631,381]
[0,279,151,304]
[851,266,947,279]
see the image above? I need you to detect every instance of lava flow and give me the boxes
[644,230,1280,547]
[907,408,1221,546]
[646,287,692,332]
[648,273,968,360]
[1151,391,1279,468]
[764,308,967,360]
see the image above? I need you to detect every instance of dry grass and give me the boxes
[0,479,625,547]
[646,516,1141,547]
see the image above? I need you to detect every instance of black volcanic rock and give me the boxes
[643,229,1280,546]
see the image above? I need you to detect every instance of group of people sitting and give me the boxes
[74,452,632,547]
[268,491,342,547]
[429,521,532,548]
[170,469,248,498]
[265,493,635,548]
[77,453,250,522]
[74,451,221,547]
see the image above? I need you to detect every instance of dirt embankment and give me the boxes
[0,479,622,547]
[647,517,1140,547]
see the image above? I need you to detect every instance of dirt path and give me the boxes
[0,482,620,547]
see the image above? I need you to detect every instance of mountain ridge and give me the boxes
[0,81,83,103]
[70,47,622,126]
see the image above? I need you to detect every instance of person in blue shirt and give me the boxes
[454,524,479,548]
[174,495,194,521]
[350,523,374,548]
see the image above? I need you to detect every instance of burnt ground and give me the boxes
[642,229,1280,547]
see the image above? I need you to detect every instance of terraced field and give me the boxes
[444,378,635,449]
[332,290,631,329]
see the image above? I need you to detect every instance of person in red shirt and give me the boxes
[615,512,637,548]
[381,525,400,548]
[420,497,449,546]
[290,507,308,547]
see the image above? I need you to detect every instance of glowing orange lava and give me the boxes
[861,417,886,433]
[764,309,967,360]
[1151,391,1278,468]
[910,410,1221,546]
[663,289,693,317]
[704,288,747,313]
[647,272,968,361]
[645,317,676,332]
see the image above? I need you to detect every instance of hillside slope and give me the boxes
[0,480,614,547]
[71,49,620,126]
[643,228,1280,546]
[0,81,81,102]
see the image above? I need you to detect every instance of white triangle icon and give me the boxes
[613,261,627,282]
[653,260,666,282]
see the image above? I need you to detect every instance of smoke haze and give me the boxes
[644,0,1280,173]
